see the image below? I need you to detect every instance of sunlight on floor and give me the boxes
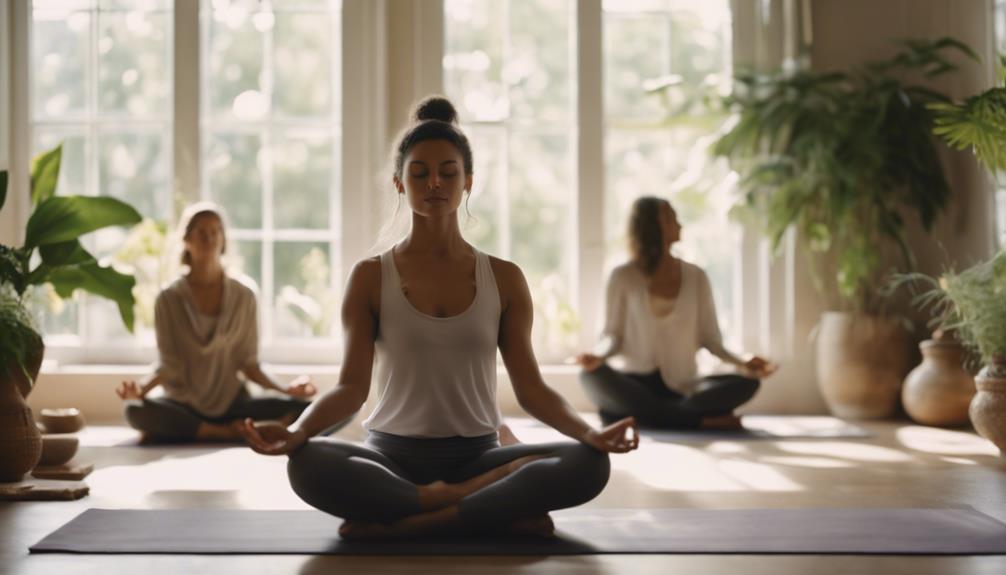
[895,426,1000,457]
[776,442,915,463]
[612,440,804,492]
[86,448,306,509]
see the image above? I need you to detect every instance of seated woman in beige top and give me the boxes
[114,204,329,442]
[576,196,777,430]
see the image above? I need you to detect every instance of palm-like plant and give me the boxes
[930,55,1006,175]
[0,143,142,390]
[712,37,976,313]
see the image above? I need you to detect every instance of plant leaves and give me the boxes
[39,240,97,267]
[25,195,142,249]
[45,262,136,332]
[30,144,62,207]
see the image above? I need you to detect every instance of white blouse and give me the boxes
[594,261,743,394]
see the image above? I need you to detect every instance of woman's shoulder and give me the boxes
[156,278,187,305]
[226,274,260,301]
[680,260,709,282]
[608,262,644,286]
[486,254,523,285]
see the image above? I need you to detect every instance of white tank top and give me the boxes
[362,248,502,438]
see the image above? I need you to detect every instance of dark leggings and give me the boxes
[580,365,760,429]
[124,389,316,441]
[287,430,611,526]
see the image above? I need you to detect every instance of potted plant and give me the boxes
[926,56,1006,451]
[0,143,141,481]
[711,37,975,418]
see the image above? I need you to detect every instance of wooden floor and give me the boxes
[2,416,1005,575]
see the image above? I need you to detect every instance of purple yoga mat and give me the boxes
[30,507,1006,555]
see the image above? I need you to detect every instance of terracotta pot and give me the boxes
[816,312,914,419]
[39,407,86,434]
[0,340,44,482]
[902,339,975,427]
[969,361,1006,455]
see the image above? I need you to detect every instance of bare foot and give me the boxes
[700,414,744,430]
[339,507,464,540]
[498,423,522,446]
[509,514,556,538]
[417,454,549,511]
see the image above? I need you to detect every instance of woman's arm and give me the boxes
[240,364,316,398]
[241,259,380,455]
[575,269,625,371]
[696,269,776,377]
[494,259,638,453]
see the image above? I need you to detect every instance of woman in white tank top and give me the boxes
[241,97,639,540]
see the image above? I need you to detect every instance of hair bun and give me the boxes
[411,96,459,125]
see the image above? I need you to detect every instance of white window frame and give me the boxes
[5,0,839,374]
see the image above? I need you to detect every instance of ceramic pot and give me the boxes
[39,408,86,434]
[969,360,1006,455]
[37,434,79,467]
[0,340,44,482]
[816,312,914,419]
[902,339,975,427]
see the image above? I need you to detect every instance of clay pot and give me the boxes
[969,360,1006,455]
[37,434,79,467]
[816,312,914,419]
[0,339,44,482]
[902,339,975,427]
[39,407,86,434]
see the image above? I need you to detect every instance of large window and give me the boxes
[20,1,754,366]
[31,0,173,357]
[202,0,342,348]
[602,0,739,350]
[444,0,578,360]
[26,0,343,363]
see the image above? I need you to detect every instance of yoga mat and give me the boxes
[30,507,1006,555]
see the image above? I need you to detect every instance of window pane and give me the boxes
[444,0,506,122]
[507,0,571,124]
[464,126,506,254]
[273,242,337,339]
[231,240,263,292]
[207,132,264,229]
[604,15,670,120]
[33,12,90,120]
[273,132,332,230]
[273,13,332,118]
[98,132,169,221]
[207,6,266,120]
[98,11,170,117]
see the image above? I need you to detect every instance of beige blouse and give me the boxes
[153,275,259,417]
[594,261,743,394]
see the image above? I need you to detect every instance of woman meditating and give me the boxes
[115,203,324,441]
[240,96,638,539]
[576,196,777,430]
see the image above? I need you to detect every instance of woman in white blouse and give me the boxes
[576,196,776,429]
[114,203,325,441]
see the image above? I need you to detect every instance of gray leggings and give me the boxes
[124,389,314,441]
[287,430,611,526]
[580,365,760,429]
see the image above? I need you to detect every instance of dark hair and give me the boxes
[180,204,227,266]
[393,96,473,180]
[629,196,671,276]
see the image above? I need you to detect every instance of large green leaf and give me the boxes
[0,170,7,211]
[30,144,62,207]
[25,195,142,249]
[45,262,136,332]
[39,240,97,267]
